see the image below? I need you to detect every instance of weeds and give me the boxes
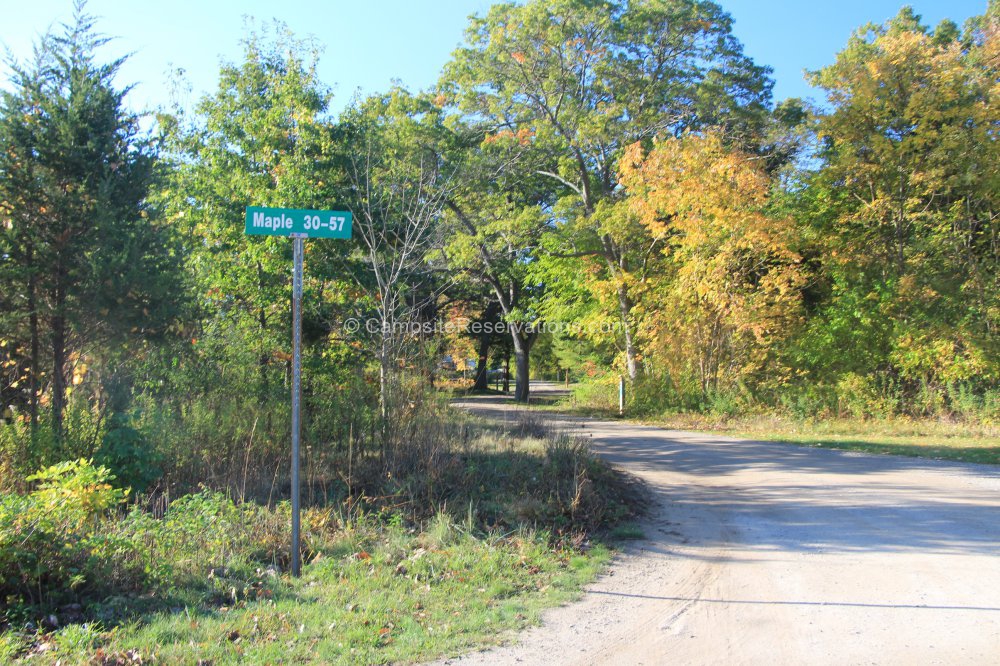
[565,373,999,425]
[0,405,643,663]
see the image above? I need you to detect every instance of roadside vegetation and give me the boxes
[0,407,642,663]
[741,423,1000,466]
[0,0,996,662]
[555,377,999,466]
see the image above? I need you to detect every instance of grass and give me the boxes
[10,518,609,665]
[621,412,1000,465]
[607,522,645,540]
[0,410,643,664]
[535,386,1000,466]
[718,416,1000,465]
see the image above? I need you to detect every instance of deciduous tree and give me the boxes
[620,131,806,394]
[441,0,774,379]
[805,5,998,391]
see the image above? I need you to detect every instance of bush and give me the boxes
[777,383,836,420]
[944,382,1000,423]
[96,416,163,493]
[0,472,294,624]
[830,373,896,418]
[628,375,683,415]
[570,376,620,412]
[0,460,128,612]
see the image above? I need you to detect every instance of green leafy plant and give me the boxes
[0,459,127,612]
[25,459,127,530]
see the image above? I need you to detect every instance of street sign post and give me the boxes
[245,206,352,577]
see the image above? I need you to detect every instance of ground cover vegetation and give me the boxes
[0,0,997,661]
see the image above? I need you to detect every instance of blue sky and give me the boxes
[0,0,989,116]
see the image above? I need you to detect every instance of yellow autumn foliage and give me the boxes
[619,131,806,392]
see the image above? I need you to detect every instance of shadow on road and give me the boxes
[453,391,1000,558]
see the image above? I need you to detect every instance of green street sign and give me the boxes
[245,206,352,239]
[243,204,352,576]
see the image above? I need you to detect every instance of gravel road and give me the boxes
[438,387,1000,665]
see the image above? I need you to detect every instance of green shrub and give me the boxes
[96,417,163,493]
[570,376,619,412]
[0,473,291,622]
[705,385,755,418]
[777,384,837,419]
[945,382,1000,423]
[25,459,127,530]
[0,460,128,612]
[628,375,683,415]
[834,373,899,418]
[0,423,21,492]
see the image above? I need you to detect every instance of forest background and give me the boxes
[0,1,996,655]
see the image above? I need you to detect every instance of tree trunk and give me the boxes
[513,351,529,402]
[27,244,39,438]
[511,332,530,403]
[617,283,641,380]
[472,301,499,391]
[473,335,491,391]
[51,304,67,448]
[379,338,389,421]
[503,352,510,393]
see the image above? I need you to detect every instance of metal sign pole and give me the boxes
[290,235,304,577]
[245,207,352,577]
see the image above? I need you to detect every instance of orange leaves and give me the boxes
[510,51,527,64]
[513,127,536,145]
[483,127,536,147]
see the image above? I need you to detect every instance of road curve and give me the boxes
[440,388,1000,665]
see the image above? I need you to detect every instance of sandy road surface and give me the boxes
[438,386,1000,665]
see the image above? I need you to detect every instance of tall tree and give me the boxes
[340,89,453,420]
[443,190,547,402]
[804,5,998,392]
[433,110,554,402]
[441,0,774,380]
[160,24,341,401]
[0,6,174,445]
[620,131,806,395]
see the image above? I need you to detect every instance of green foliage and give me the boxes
[0,460,127,611]
[0,6,994,660]
[24,459,126,527]
[0,478,287,623]
[107,490,288,589]
[157,21,355,409]
[0,411,639,663]
[570,376,623,413]
[441,0,776,383]
[95,420,162,493]
[338,88,456,419]
[45,515,611,665]
[801,6,999,401]
[0,6,182,442]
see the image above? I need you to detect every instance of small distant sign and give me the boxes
[245,206,352,239]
